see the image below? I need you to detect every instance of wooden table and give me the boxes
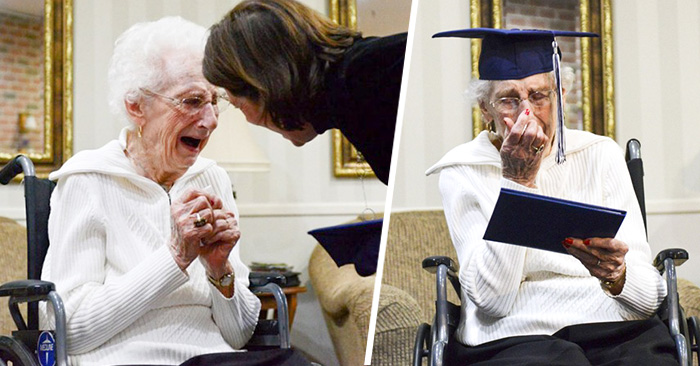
[256,286,307,330]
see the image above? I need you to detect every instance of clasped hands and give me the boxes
[169,187,239,280]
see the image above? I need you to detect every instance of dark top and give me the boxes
[309,32,407,185]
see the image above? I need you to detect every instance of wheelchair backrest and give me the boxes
[0,156,56,330]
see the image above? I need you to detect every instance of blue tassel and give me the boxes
[552,39,566,164]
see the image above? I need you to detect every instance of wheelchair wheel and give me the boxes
[413,323,431,366]
[0,336,37,366]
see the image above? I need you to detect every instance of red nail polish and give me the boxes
[564,238,574,245]
[583,239,591,246]
[561,240,571,249]
[525,109,530,116]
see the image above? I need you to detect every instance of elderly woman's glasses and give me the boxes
[140,88,230,115]
[490,90,553,115]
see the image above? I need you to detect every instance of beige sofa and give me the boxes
[310,210,700,366]
[0,217,28,335]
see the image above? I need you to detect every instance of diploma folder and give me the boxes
[483,188,627,254]
[308,219,382,277]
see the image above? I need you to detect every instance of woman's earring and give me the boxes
[487,120,496,133]
[138,126,143,138]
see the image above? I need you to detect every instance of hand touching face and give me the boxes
[482,73,560,187]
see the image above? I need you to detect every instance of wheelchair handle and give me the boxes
[0,155,35,184]
[626,139,641,161]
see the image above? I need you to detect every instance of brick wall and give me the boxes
[503,0,583,130]
[0,12,45,153]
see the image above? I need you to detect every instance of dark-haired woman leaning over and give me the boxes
[203,0,406,185]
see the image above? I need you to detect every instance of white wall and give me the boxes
[393,0,700,286]
[1,1,390,364]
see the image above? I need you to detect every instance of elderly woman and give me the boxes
[39,17,272,366]
[202,0,406,185]
[426,29,677,365]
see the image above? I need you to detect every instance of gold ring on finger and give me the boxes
[194,212,207,228]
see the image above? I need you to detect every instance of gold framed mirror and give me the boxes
[328,0,410,179]
[0,0,73,178]
[470,0,614,139]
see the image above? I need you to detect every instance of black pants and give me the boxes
[444,316,678,366]
[125,348,310,366]
[179,349,311,366]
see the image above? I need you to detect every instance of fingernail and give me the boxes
[564,238,574,245]
[583,239,591,246]
[561,240,571,249]
[525,109,530,116]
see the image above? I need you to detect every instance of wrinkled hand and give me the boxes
[169,188,223,272]
[563,237,628,294]
[199,209,240,279]
[500,109,550,187]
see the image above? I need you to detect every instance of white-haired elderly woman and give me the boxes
[39,17,289,366]
[426,29,676,365]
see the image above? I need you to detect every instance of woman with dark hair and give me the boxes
[203,0,406,185]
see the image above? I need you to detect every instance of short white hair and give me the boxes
[466,66,576,105]
[107,16,208,124]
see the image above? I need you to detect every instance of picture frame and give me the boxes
[0,0,73,178]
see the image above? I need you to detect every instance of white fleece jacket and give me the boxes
[426,129,666,346]
[40,128,261,365]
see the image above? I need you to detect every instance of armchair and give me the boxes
[308,210,459,365]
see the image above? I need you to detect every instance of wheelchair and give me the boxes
[0,155,292,366]
[413,139,700,366]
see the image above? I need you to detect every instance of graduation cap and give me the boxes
[308,219,382,277]
[433,28,599,164]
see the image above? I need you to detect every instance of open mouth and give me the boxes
[180,136,202,149]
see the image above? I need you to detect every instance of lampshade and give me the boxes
[18,112,38,133]
[24,114,38,131]
[202,107,270,173]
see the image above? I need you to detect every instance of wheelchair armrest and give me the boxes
[249,272,287,287]
[653,249,688,272]
[423,256,461,302]
[0,280,55,298]
[249,282,290,349]
[0,281,68,366]
[422,256,457,274]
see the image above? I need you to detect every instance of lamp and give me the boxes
[17,112,39,152]
[18,113,38,134]
[201,107,270,174]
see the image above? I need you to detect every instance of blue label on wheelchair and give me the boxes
[37,331,56,366]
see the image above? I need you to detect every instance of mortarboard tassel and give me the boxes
[552,39,566,164]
